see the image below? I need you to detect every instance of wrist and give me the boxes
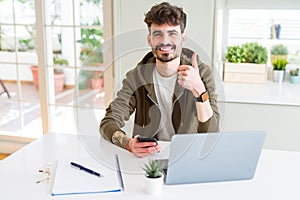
[125,138,133,152]
[192,81,206,98]
[111,131,131,150]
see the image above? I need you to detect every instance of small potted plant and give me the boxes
[224,42,268,83]
[270,44,288,63]
[31,56,68,92]
[89,71,104,90]
[289,68,299,84]
[272,58,288,83]
[142,159,164,196]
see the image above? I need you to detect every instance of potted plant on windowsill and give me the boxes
[31,56,68,92]
[223,42,268,84]
[89,71,104,90]
[272,58,288,83]
[289,68,299,84]
[142,159,164,196]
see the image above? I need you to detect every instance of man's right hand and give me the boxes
[127,135,161,158]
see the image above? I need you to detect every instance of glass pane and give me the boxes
[0,64,18,98]
[44,66,74,106]
[0,25,16,52]
[80,0,103,26]
[76,69,105,109]
[0,0,14,24]
[46,27,76,67]
[22,102,43,138]
[0,50,16,63]
[16,25,36,53]
[76,26,104,67]
[49,105,77,134]
[17,51,38,65]
[46,0,103,26]
[19,64,40,103]
[46,0,76,26]
[0,100,21,136]
[14,0,36,25]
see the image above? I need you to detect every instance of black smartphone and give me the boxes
[137,136,158,145]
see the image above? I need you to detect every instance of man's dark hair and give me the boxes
[144,2,187,33]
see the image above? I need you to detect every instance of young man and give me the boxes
[100,2,220,157]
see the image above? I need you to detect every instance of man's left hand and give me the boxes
[177,53,206,97]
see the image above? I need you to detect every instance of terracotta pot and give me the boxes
[31,66,39,89]
[89,77,104,90]
[54,73,65,92]
[30,66,65,92]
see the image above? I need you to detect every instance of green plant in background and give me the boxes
[242,42,268,64]
[225,45,246,63]
[271,44,288,55]
[290,68,299,76]
[53,56,69,66]
[272,58,288,70]
[142,159,164,178]
[288,50,300,66]
[226,43,268,64]
[53,55,69,74]
[19,38,34,51]
[77,18,103,66]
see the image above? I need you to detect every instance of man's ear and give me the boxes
[182,32,186,42]
[147,34,151,46]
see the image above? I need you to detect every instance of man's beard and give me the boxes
[152,43,182,63]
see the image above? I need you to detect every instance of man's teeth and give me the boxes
[160,46,172,51]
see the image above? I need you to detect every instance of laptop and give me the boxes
[161,130,266,185]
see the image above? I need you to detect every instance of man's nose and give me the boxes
[161,33,171,44]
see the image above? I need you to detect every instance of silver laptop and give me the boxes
[163,131,266,185]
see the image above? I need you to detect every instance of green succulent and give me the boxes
[272,58,288,71]
[142,159,164,178]
[290,68,299,76]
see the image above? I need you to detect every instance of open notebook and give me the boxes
[51,155,123,196]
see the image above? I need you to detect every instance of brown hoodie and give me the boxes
[100,48,220,141]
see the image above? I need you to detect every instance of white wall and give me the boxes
[226,0,300,9]
[222,102,300,152]
[112,0,216,90]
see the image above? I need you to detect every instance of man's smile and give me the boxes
[155,44,176,53]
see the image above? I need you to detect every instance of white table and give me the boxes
[1,133,300,200]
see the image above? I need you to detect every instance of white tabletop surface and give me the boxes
[1,133,300,200]
[222,81,300,106]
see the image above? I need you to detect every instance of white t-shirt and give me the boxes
[153,67,177,141]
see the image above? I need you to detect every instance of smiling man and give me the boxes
[100,2,220,158]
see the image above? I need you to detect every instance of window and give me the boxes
[226,9,300,66]
[0,0,107,140]
[214,6,300,76]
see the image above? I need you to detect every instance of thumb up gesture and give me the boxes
[177,53,206,97]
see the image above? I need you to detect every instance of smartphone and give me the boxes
[137,136,158,145]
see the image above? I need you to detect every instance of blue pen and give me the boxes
[70,162,102,177]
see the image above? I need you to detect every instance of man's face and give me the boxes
[148,23,186,63]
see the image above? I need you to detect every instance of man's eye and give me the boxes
[152,32,162,37]
[169,32,178,36]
